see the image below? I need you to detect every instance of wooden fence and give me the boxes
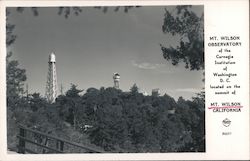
[17,125,104,154]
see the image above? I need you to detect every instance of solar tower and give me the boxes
[45,52,58,103]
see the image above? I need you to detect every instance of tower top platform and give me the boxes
[49,52,56,63]
[113,72,120,79]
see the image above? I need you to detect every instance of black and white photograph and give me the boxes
[6,5,205,154]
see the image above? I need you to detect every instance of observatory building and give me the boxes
[45,52,58,103]
[152,88,160,97]
[113,73,120,89]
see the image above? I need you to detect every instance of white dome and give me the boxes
[49,52,56,62]
[113,73,120,79]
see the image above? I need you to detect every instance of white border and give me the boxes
[0,0,249,160]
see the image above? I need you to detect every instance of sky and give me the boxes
[7,6,204,100]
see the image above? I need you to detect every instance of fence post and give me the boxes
[59,141,64,152]
[56,140,59,150]
[18,127,26,153]
[56,140,64,152]
[42,137,49,154]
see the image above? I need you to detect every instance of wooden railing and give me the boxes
[17,125,104,154]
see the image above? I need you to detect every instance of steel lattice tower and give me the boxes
[45,52,58,103]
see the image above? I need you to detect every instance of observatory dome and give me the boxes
[49,52,56,62]
[113,73,120,79]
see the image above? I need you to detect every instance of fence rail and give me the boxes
[17,124,104,154]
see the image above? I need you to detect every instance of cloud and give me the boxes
[131,60,165,70]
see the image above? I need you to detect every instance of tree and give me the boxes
[57,84,83,129]
[87,87,127,151]
[6,52,26,97]
[6,45,28,150]
[175,96,205,152]
[130,83,139,94]
[160,7,205,151]
[161,6,204,70]
[6,9,26,101]
[6,24,17,47]
[29,93,47,111]
[65,84,83,97]
[6,52,27,109]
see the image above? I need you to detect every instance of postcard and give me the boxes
[0,0,249,160]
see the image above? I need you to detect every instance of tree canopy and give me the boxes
[7,79,205,152]
[161,6,204,70]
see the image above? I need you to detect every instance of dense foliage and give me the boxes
[7,74,205,152]
[161,6,204,70]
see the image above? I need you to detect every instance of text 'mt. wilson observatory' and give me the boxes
[45,52,123,103]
